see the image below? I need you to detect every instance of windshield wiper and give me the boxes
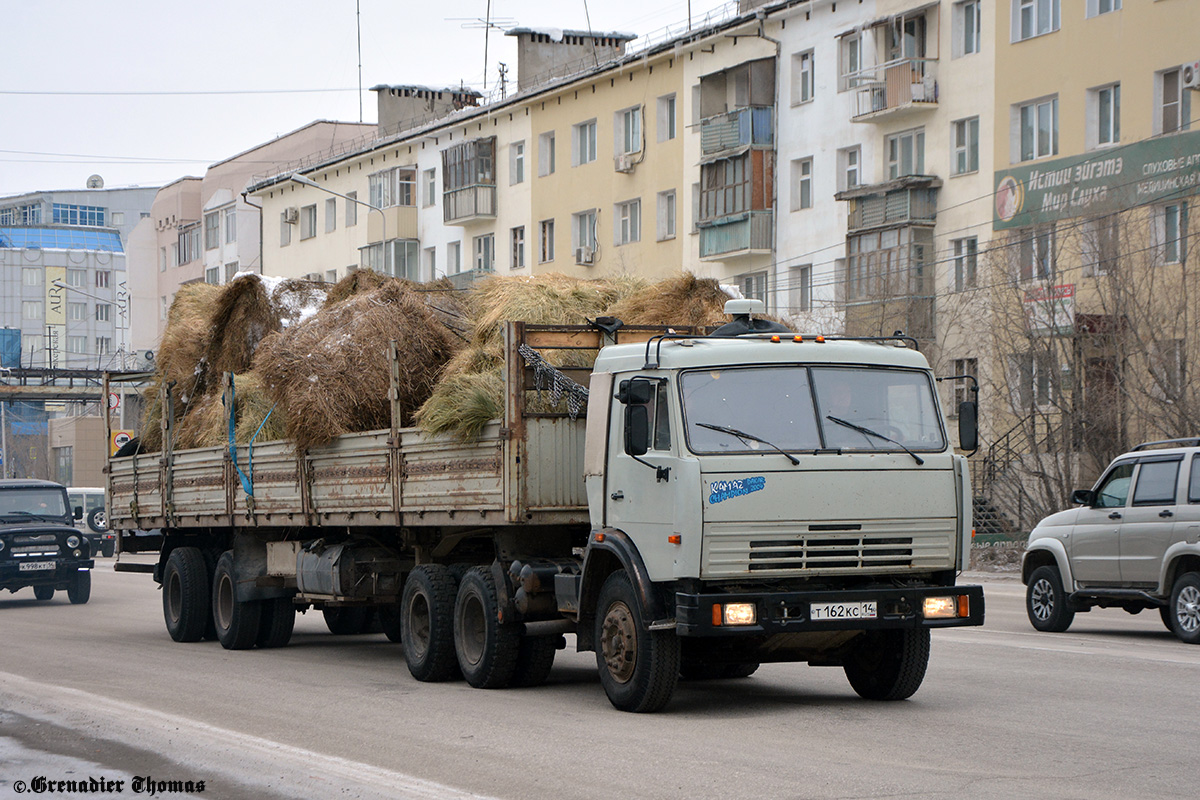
[1,511,65,522]
[825,416,924,465]
[695,423,800,465]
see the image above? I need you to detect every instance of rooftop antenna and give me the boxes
[449,8,518,91]
[497,62,509,100]
[356,0,363,122]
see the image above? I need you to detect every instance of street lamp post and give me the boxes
[288,173,389,274]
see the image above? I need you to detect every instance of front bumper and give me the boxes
[676,584,984,636]
[1,559,94,590]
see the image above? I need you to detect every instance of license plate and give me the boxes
[810,601,877,621]
[19,561,55,572]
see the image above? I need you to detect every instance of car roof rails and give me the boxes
[1131,437,1200,451]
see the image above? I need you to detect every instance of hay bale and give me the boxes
[604,273,735,327]
[205,274,281,376]
[270,278,327,328]
[255,282,458,451]
[174,389,227,450]
[415,369,504,441]
[321,268,392,307]
[156,283,221,405]
[467,273,625,347]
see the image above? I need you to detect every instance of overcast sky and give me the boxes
[1,0,733,198]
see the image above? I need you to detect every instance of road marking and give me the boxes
[0,671,496,800]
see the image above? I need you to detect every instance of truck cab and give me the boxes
[0,479,94,604]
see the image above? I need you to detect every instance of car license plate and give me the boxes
[19,561,55,572]
[810,601,877,621]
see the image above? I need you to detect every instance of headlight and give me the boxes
[923,595,968,619]
[67,535,81,549]
[712,602,757,626]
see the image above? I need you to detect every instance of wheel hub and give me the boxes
[1177,586,1200,633]
[1030,578,1054,621]
[600,600,637,684]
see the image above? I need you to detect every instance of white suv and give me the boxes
[1022,438,1200,643]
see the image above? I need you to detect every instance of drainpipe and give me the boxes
[754,9,782,314]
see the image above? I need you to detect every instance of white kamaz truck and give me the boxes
[107,301,984,712]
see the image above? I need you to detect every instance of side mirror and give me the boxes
[73,506,84,520]
[617,378,654,406]
[957,401,978,453]
[1071,489,1096,506]
[624,405,650,457]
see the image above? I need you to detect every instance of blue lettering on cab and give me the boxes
[708,476,766,504]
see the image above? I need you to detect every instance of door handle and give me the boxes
[610,491,625,501]
[1108,511,1122,520]
[1159,509,1175,518]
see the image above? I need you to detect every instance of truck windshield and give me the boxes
[681,365,946,455]
[0,488,69,519]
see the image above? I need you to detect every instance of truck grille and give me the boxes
[702,519,956,578]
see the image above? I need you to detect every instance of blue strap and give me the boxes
[228,376,254,497]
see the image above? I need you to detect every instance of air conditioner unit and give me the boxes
[575,246,594,265]
[1183,61,1200,90]
[283,207,299,224]
[614,154,635,173]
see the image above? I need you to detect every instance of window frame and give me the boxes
[792,157,813,211]
[792,50,815,105]
[574,120,598,166]
[1017,96,1059,162]
[615,199,641,246]
[539,219,556,263]
[952,117,980,176]
[887,128,926,179]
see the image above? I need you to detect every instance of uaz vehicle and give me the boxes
[68,486,112,557]
[1023,438,1200,643]
[1,479,94,603]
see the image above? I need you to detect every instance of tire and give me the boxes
[100,539,115,558]
[67,571,91,604]
[510,635,558,688]
[257,597,296,648]
[33,585,54,601]
[322,606,372,635]
[86,508,107,533]
[378,603,403,643]
[843,628,930,701]
[1169,572,1200,645]
[163,547,209,642]
[1026,565,1075,632]
[212,550,262,650]
[454,567,521,689]
[401,564,460,682]
[594,571,680,713]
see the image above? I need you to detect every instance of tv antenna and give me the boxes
[449,5,518,90]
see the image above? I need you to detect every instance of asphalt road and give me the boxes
[2,562,1197,800]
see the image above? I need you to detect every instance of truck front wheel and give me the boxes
[594,571,680,713]
[212,551,262,650]
[454,567,520,689]
[401,565,460,681]
[163,547,209,642]
[843,628,930,701]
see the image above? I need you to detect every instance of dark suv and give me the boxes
[0,479,94,603]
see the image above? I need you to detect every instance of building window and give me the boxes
[54,446,73,486]
[1084,214,1120,276]
[1157,68,1193,136]
[1012,350,1054,408]
[952,117,980,175]
[573,210,597,256]
[225,208,237,243]
[423,169,436,207]
[790,265,812,313]
[792,50,815,104]
[325,198,337,233]
[1160,203,1189,264]
[1018,225,1056,281]
[657,94,677,142]
[846,227,935,301]
[369,167,416,208]
[22,268,40,286]
[423,248,435,279]
[539,131,556,176]
[96,337,112,356]
[160,247,168,272]
[52,204,105,226]
[1149,339,1185,400]
[205,266,220,285]
[300,204,317,240]
[791,158,813,211]
[95,303,111,322]
[657,190,676,241]
[1086,0,1120,17]
[204,212,219,250]
[838,146,861,191]
[954,1,981,58]
[618,107,642,155]
[177,226,201,263]
[1091,84,1120,148]
[95,270,110,289]
[539,219,555,263]
[839,33,863,91]
[22,301,42,320]
[160,296,169,321]
[738,271,769,305]
[1017,96,1058,161]
[473,234,495,272]
[510,141,525,185]
[953,237,978,291]
[699,154,750,221]
[67,269,86,287]
[615,200,641,245]
[225,262,239,281]
[887,128,925,179]
[574,120,597,165]
[1012,0,1060,42]
[511,226,525,269]
[0,203,41,225]
[362,239,421,280]
[67,336,87,355]
[448,241,462,274]
[69,302,87,321]
[346,192,358,227]
[952,358,979,407]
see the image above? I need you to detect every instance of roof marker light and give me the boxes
[816,335,826,343]
[794,335,803,343]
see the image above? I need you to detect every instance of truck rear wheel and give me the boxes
[454,567,520,689]
[323,606,372,635]
[67,571,91,605]
[843,628,930,701]
[594,571,680,713]
[33,585,54,601]
[378,603,403,643]
[401,564,460,682]
[511,636,558,688]
[163,547,209,642]
[212,550,262,650]
[257,597,296,648]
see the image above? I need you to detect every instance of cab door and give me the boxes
[1071,462,1131,585]
[1119,456,1184,587]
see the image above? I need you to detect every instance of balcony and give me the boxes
[698,211,773,260]
[700,106,773,158]
[446,267,494,290]
[838,176,941,234]
[848,58,938,122]
[443,184,496,225]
